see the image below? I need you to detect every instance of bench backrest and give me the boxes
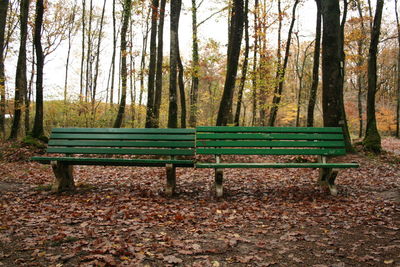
[196,126,346,156]
[47,128,195,157]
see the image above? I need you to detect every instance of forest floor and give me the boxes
[0,138,399,267]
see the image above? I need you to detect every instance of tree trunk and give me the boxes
[9,0,29,140]
[80,0,86,102]
[153,0,166,128]
[307,0,321,127]
[294,34,312,128]
[251,0,259,126]
[138,8,150,127]
[356,0,366,138]
[109,0,116,106]
[26,39,35,133]
[363,0,384,153]
[320,0,342,128]
[145,0,159,128]
[63,0,78,126]
[92,0,106,117]
[177,45,186,128]
[85,0,93,102]
[216,0,244,126]
[189,0,200,127]
[168,0,181,128]
[234,0,249,126]
[113,0,132,128]
[32,0,45,138]
[395,0,400,138]
[338,0,354,152]
[0,0,8,139]
[268,0,299,126]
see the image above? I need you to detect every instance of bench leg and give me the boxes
[51,161,75,193]
[319,168,339,196]
[165,164,176,196]
[215,168,223,197]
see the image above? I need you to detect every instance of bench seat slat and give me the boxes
[196,148,346,156]
[196,140,345,148]
[50,133,195,141]
[52,128,195,134]
[196,162,359,168]
[47,147,194,155]
[197,126,343,133]
[196,133,344,141]
[49,140,195,148]
[31,157,194,167]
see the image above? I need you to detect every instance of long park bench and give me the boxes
[31,128,195,196]
[196,126,359,197]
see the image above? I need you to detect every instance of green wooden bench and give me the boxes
[196,126,359,197]
[31,128,195,196]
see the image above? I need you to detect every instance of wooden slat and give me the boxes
[47,147,195,156]
[196,162,359,168]
[50,133,195,141]
[196,148,346,156]
[196,133,344,141]
[49,140,194,148]
[197,126,343,133]
[52,128,195,134]
[31,157,194,167]
[196,140,345,148]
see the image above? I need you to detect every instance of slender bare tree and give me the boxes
[114,0,132,128]
[32,0,45,138]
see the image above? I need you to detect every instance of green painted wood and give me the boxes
[49,140,195,148]
[196,133,344,141]
[195,162,359,168]
[31,157,194,167]
[50,133,195,141]
[197,126,343,133]
[196,140,345,148]
[52,128,195,134]
[196,148,346,156]
[47,147,195,155]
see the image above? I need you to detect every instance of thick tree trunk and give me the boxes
[32,0,45,138]
[307,0,321,127]
[145,0,159,128]
[320,0,342,128]
[168,0,181,128]
[363,0,384,153]
[0,0,8,139]
[113,0,132,128]
[216,0,244,126]
[268,0,299,126]
[234,0,249,126]
[9,0,29,139]
[153,0,166,128]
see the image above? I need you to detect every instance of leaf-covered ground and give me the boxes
[0,140,399,266]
